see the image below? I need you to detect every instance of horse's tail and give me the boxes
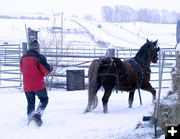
[84,59,100,113]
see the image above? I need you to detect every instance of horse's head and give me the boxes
[135,39,160,65]
[146,39,160,63]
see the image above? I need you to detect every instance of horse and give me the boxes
[84,39,160,113]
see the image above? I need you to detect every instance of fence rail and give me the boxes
[0,44,176,91]
[0,44,22,88]
[41,47,176,90]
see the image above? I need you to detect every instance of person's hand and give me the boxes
[50,66,53,72]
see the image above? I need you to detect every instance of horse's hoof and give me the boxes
[103,110,108,114]
[129,103,132,108]
[103,105,108,113]
[84,108,91,114]
[84,111,88,114]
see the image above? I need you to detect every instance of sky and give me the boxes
[0,0,180,18]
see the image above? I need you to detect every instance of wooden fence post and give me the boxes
[0,58,1,85]
[175,50,180,104]
[176,19,180,43]
[172,50,180,92]
[105,48,115,57]
[22,42,28,55]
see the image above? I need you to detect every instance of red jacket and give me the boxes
[20,50,53,92]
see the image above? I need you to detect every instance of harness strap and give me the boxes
[127,58,144,105]
[98,58,120,93]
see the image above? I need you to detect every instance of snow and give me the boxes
[0,87,163,139]
[160,93,178,105]
[0,18,176,49]
[77,19,176,48]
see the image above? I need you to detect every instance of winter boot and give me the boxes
[32,113,43,127]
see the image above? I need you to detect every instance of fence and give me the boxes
[0,44,176,91]
[0,44,22,88]
[116,48,176,90]
[42,47,107,89]
[41,47,176,90]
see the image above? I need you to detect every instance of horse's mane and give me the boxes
[134,40,154,65]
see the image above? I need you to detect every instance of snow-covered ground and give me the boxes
[0,87,166,139]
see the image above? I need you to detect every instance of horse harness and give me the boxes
[97,58,120,92]
[98,57,144,94]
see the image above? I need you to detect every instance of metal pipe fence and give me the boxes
[0,44,22,88]
[0,44,176,91]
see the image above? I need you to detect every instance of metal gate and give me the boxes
[0,45,176,90]
[116,48,176,90]
[0,44,22,88]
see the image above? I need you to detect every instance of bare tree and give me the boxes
[38,26,71,90]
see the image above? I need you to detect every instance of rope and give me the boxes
[63,60,92,67]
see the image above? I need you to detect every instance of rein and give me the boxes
[127,58,144,105]
[64,61,92,67]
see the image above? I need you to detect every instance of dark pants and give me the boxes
[25,88,49,116]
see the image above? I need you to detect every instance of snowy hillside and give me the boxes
[0,18,176,49]
[76,19,176,48]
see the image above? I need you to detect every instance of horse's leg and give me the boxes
[128,91,135,108]
[102,88,113,114]
[141,83,156,103]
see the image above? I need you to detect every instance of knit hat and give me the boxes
[28,40,40,50]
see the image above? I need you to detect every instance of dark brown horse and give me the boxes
[85,39,160,113]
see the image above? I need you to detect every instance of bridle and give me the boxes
[151,46,160,63]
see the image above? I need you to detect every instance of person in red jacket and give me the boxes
[20,40,53,126]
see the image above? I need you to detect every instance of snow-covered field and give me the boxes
[0,87,166,139]
[0,18,176,49]
[77,19,176,48]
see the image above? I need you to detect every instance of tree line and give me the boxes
[0,15,49,20]
[101,5,180,24]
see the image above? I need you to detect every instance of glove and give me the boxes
[50,66,53,72]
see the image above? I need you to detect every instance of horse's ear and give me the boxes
[147,39,149,42]
[154,39,158,45]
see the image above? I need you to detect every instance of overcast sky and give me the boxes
[0,0,179,17]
